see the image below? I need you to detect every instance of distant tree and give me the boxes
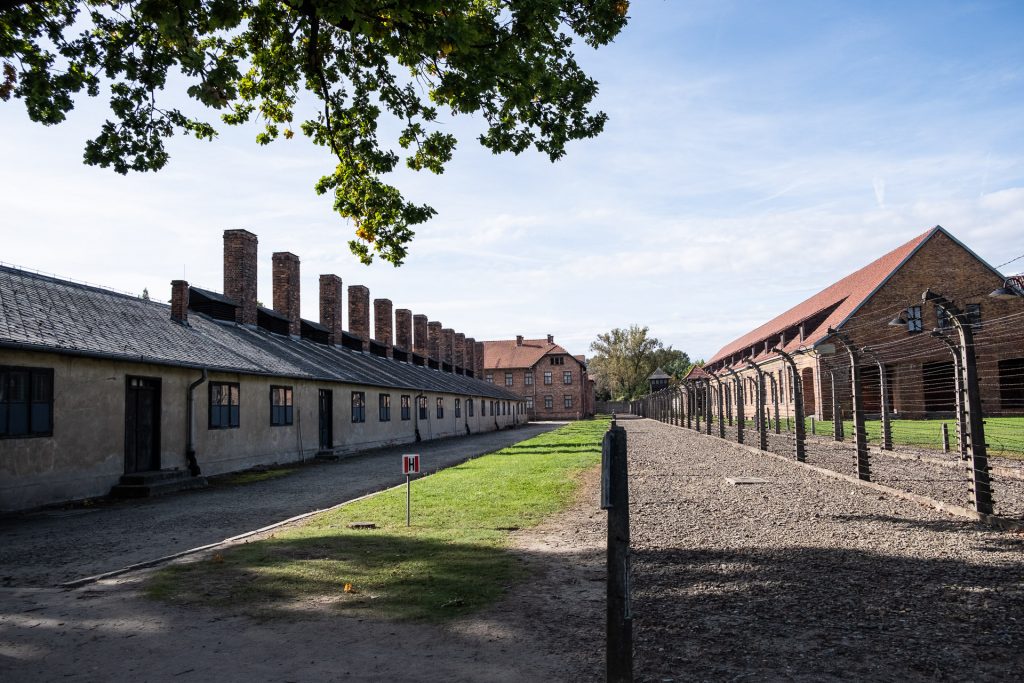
[589,325,691,400]
[0,0,629,265]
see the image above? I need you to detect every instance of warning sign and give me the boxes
[402,454,420,475]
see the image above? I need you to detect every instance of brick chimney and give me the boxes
[427,321,442,362]
[474,341,485,378]
[223,229,258,326]
[413,314,428,355]
[516,335,523,346]
[442,328,455,367]
[319,274,343,345]
[272,252,301,336]
[348,285,370,350]
[170,280,189,325]
[454,333,466,373]
[374,298,393,355]
[547,334,554,344]
[395,309,413,351]
[465,337,476,377]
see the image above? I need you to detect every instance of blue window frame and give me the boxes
[0,366,53,438]
[352,391,366,423]
[209,382,240,429]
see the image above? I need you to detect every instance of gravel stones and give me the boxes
[625,419,1024,682]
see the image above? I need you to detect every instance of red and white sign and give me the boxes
[402,454,420,475]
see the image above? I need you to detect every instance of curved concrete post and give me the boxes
[828,328,870,482]
[924,290,992,514]
[862,347,893,451]
[771,348,806,462]
[743,360,768,451]
[723,367,744,445]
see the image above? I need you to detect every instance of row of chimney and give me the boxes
[170,229,485,377]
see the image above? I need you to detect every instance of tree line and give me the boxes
[588,325,698,401]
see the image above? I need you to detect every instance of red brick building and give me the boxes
[482,335,595,420]
[704,226,1024,420]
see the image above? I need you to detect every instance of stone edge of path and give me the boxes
[656,420,1024,534]
[59,427,556,590]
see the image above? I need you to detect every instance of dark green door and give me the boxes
[125,376,161,473]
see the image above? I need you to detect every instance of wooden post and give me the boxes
[601,424,633,682]
[942,423,950,453]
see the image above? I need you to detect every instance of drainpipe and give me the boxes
[414,393,424,442]
[185,368,208,476]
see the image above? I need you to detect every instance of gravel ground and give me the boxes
[627,418,1024,682]
[701,420,1024,519]
[0,423,560,587]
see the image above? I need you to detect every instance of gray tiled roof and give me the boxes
[0,266,519,400]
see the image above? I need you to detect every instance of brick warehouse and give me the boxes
[481,336,595,420]
[703,226,1024,423]
[0,230,524,512]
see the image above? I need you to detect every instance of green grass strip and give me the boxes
[802,417,1024,457]
[724,416,1023,457]
[147,418,610,621]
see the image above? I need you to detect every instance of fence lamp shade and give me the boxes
[990,280,1021,300]
[888,310,909,327]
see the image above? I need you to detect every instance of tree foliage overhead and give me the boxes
[0,0,629,264]
[588,324,691,401]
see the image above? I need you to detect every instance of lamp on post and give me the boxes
[861,347,893,451]
[743,359,768,452]
[771,347,806,462]
[920,289,993,515]
[929,330,967,461]
[723,366,745,445]
[989,277,1023,300]
[706,370,726,439]
[827,328,870,482]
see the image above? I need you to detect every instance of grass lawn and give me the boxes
[802,417,1024,457]
[720,414,1024,457]
[147,418,610,621]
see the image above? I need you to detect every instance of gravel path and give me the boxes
[0,424,560,587]
[703,421,1024,519]
[626,418,1024,681]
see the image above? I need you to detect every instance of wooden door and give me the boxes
[318,389,333,450]
[125,376,161,473]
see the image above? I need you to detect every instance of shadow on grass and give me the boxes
[147,531,523,622]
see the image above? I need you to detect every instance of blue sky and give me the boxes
[2,1,1023,361]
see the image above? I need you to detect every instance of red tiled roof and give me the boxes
[707,226,941,366]
[683,365,709,380]
[482,338,585,369]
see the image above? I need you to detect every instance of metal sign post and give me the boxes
[402,454,420,527]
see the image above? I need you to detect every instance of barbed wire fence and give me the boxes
[630,290,1024,521]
